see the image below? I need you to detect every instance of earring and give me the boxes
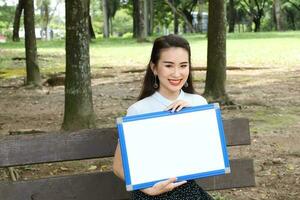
[153,75,158,89]
[184,81,189,88]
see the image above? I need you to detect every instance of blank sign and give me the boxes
[117,103,230,191]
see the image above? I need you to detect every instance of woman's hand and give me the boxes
[141,178,187,196]
[166,100,189,112]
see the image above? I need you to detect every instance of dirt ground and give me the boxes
[0,65,299,200]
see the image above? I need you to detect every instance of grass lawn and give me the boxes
[0,31,299,79]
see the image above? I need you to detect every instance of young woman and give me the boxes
[113,34,214,200]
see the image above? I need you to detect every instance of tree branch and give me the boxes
[288,0,300,11]
[164,0,196,32]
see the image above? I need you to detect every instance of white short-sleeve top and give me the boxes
[127,90,207,116]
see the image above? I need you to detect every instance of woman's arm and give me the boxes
[113,142,124,180]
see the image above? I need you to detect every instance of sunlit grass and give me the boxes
[0,31,299,78]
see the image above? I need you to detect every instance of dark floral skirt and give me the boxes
[132,180,214,200]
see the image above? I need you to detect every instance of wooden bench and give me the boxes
[0,118,255,200]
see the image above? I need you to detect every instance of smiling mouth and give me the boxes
[168,79,182,86]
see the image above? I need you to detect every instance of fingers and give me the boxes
[157,178,187,191]
[158,177,177,188]
[162,179,187,192]
[172,180,187,188]
[165,100,189,112]
[142,178,187,196]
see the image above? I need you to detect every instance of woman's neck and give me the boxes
[158,89,180,101]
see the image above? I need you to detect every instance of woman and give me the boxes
[113,34,214,200]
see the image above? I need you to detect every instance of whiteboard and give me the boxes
[116,103,230,191]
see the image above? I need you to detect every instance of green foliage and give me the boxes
[0,4,15,35]
[112,8,132,36]
[282,0,300,30]
[90,0,103,34]
[260,11,274,31]
[153,1,173,29]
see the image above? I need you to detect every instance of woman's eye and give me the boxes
[165,65,172,68]
[181,65,188,68]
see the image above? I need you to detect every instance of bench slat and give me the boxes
[196,158,255,190]
[0,159,254,200]
[0,118,250,167]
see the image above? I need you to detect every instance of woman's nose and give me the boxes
[172,67,180,76]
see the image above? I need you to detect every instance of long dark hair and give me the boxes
[138,34,195,100]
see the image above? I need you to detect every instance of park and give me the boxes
[0,0,300,200]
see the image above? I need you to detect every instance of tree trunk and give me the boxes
[273,0,282,31]
[204,0,230,104]
[143,0,149,37]
[44,3,50,40]
[88,15,96,39]
[228,0,236,33]
[174,12,179,34]
[62,0,96,131]
[149,0,153,35]
[171,0,179,34]
[133,0,145,41]
[133,0,140,38]
[109,17,113,36]
[23,0,41,86]
[253,17,261,32]
[286,9,296,30]
[138,0,145,40]
[87,0,95,39]
[102,0,109,38]
[12,0,24,42]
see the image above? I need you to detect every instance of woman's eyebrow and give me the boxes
[162,61,174,64]
[162,61,189,64]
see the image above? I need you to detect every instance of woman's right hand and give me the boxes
[141,178,187,196]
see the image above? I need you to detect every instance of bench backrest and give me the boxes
[0,118,255,200]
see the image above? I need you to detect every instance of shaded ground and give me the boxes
[0,65,299,200]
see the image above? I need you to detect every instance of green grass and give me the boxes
[0,31,299,78]
[250,106,300,134]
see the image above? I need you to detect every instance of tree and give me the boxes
[36,0,62,40]
[87,0,95,39]
[171,0,179,34]
[164,0,196,33]
[286,0,300,10]
[102,0,109,37]
[227,0,237,32]
[148,0,154,35]
[62,0,96,131]
[143,0,150,36]
[132,0,145,40]
[12,0,24,42]
[282,0,300,29]
[273,0,282,30]
[239,0,272,32]
[24,0,41,86]
[204,0,230,104]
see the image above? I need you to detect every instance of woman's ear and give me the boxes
[150,62,157,75]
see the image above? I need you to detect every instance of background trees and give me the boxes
[1,0,299,128]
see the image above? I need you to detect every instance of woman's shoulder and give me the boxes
[183,92,208,106]
[126,95,157,116]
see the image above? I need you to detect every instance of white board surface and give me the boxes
[117,103,230,191]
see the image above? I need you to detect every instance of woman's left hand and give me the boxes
[165,100,189,112]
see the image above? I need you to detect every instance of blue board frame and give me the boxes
[116,103,230,191]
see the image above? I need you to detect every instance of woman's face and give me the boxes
[152,47,190,99]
